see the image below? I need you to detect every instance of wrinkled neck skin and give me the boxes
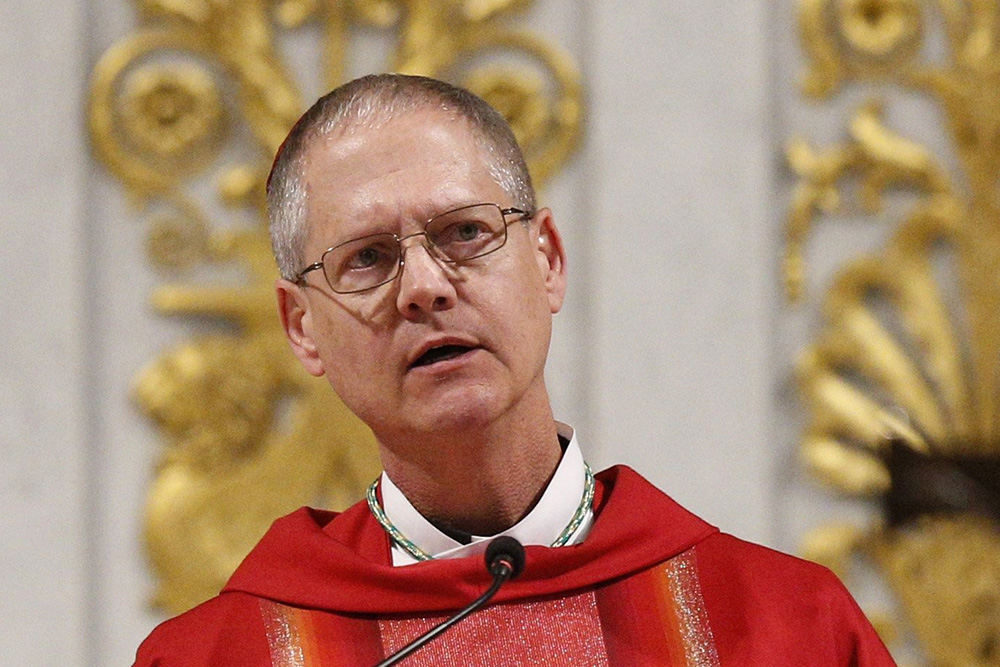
[375,382,563,538]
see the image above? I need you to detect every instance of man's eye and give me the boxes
[456,223,483,241]
[348,246,385,269]
[439,221,488,245]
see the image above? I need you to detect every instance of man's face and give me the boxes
[276,107,567,446]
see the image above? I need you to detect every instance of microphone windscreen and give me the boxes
[485,536,526,579]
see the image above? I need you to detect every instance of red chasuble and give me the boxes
[134,467,896,666]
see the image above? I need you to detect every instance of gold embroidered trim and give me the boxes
[664,548,721,667]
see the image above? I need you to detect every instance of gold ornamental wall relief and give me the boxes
[89,0,583,614]
[787,0,1000,664]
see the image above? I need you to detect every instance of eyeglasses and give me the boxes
[296,203,532,294]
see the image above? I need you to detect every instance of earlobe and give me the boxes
[533,208,568,314]
[276,279,326,377]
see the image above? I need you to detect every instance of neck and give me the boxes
[376,400,562,537]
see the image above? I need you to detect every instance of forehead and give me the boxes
[300,109,506,242]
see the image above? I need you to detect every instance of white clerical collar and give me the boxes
[380,422,594,566]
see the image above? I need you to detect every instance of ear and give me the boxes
[276,278,326,377]
[532,208,568,314]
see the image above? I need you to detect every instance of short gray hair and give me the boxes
[266,73,536,280]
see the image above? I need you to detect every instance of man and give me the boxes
[135,74,896,665]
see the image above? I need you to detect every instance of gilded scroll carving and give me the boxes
[789,1,1000,664]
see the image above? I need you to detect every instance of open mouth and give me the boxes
[410,344,475,369]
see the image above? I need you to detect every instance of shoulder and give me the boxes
[692,533,896,665]
[132,592,272,666]
[697,531,842,588]
[695,531,864,618]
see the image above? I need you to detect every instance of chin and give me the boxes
[405,385,510,434]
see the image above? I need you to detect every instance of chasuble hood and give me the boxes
[222,466,720,615]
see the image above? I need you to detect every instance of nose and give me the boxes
[394,239,458,318]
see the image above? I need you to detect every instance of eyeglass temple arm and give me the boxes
[295,262,324,284]
[501,208,533,226]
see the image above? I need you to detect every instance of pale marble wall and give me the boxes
[3,1,797,664]
[1,1,92,664]
[583,1,778,548]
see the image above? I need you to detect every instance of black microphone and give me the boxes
[374,536,526,667]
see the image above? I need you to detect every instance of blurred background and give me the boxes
[4,0,998,665]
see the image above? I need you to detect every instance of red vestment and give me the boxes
[134,466,896,666]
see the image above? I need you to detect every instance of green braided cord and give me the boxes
[366,479,432,561]
[550,463,595,547]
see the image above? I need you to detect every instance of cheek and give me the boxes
[489,277,553,356]
[320,332,395,424]
[311,314,364,378]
